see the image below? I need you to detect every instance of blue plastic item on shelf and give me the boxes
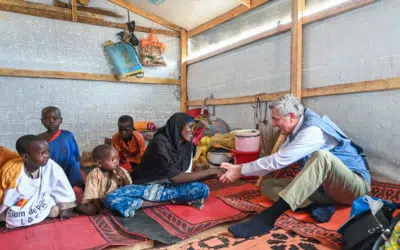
[103,41,144,79]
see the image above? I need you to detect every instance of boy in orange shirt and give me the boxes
[112,115,146,173]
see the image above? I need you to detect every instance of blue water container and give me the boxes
[103,41,144,79]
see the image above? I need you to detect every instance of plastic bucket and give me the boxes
[234,129,260,152]
[232,149,260,164]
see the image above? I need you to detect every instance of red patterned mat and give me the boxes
[143,179,254,240]
[218,180,400,249]
[111,179,256,244]
[177,228,332,250]
[0,214,147,250]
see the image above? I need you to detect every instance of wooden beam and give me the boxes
[241,0,251,9]
[187,76,400,106]
[188,0,270,37]
[1,0,103,19]
[0,0,179,37]
[107,0,182,32]
[71,0,78,21]
[187,0,376,64]
[188,91,288,106]
[290,0,305,99]
[0,68,181,85]
[54,0,121,18]
[302,77,400,98]
[180,29,188,112]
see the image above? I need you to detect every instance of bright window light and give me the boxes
[303,0,350,17]
[187,21,281,61]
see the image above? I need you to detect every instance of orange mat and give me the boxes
[178,227,332,250]
[218,180,400,249]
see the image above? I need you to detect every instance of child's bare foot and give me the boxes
[59,208,78,219]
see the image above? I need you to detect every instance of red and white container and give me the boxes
[233,149,260,180]
[232,149,260,164]
[234,129,261,152]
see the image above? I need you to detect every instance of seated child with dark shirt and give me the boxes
[77,144,132,215]
[111,115,146,173]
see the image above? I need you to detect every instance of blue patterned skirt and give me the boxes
[103,182,209,217]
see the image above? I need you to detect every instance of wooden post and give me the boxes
[290,0,305,98]
[71,0,78,21]
[241,0,251,8]
[180,29,188,112]
[257,0,305,186]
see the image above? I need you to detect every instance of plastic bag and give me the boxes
[140,31,167,66]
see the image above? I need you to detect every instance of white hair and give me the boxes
[269,94,304,117]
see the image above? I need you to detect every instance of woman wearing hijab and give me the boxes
[103,113,225,217]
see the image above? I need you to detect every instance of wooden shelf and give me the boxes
[0,68,180,85]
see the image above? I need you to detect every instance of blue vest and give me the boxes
[291,109,371,185]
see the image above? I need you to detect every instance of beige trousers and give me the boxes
[260,150,371,211]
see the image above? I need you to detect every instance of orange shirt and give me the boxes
[112,131,146,169]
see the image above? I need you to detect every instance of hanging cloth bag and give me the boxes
[140,31,167,66]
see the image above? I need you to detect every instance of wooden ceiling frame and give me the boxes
[107,0,182,32]
[0,0,179,37]
[188,0,270,38]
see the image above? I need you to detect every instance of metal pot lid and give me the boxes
[208,147,230,153]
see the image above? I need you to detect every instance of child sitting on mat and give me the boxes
[77,144,132,215]
[0,135,76,228]
[112,115,146,173]
[38,106,84,188]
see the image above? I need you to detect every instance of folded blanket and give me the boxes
[134,121,157,131]
[0,146,20,168]
[0,158,23,203]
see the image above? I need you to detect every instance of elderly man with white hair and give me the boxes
[220,94,371,238]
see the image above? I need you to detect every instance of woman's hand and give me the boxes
[207,167,227,178]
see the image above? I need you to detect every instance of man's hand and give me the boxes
[219,163,242,184]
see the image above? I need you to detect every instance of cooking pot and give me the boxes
[206,148,232,166]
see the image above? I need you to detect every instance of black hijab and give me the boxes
[132,112,194,184]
